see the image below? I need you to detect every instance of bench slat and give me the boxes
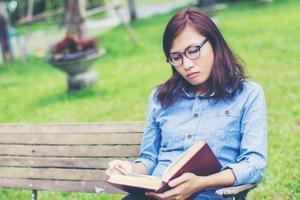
[0,167,107,181]
[0,156,136,169]
[0,122,142,194]
[0,145,140,157]
[0,178,124,193]
[0,133,142,145]
[0,122,145,134]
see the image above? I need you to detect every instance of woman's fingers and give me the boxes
[108,160,122,168]
[106,160,134,176]
[119,161,133,171]
[105,167,123,176]
[106,160,123,178]
[108,160,133,172]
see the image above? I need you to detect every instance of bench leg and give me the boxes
[32,190,38,200]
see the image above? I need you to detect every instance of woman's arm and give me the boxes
[200,169,235,188]
[146,169,235,199]
[132,162,148,175]
[105,160,148,176]
[132,88,162,175]
[223,84,267,185]
[167,169,236,194]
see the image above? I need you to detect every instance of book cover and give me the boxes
[107,140,222,194]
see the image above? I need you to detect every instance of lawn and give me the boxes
[0,0,299,199]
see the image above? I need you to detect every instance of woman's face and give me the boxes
[170,25,214,93]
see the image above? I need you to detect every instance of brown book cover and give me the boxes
[107,140,222,194]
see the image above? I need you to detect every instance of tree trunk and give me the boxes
[64,0,86,38]
[26,0,34,22]
[128,0,137,21]
[197,0,216,7]
[0,3,13,63]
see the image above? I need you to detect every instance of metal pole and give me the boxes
[114,5,138,45]
[32,190,37,200]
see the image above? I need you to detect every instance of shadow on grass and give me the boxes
[34,87,108,106]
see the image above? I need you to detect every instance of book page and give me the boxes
[117,167,157,179]
[163,149,189,177]
[162,140,205,181]
[108,173,163,191]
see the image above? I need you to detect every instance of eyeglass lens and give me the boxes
[168,39,207,67]
[169,45,201,67]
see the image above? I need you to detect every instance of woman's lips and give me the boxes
[187,72,200,79]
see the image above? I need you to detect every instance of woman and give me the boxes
[105,7,267,200]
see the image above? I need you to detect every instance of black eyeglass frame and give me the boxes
[167,38,208,67]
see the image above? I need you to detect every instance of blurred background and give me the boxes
[0,0,299,199]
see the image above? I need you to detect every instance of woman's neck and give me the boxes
[195,84,208,96]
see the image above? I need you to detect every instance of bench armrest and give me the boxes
[215,183,257,198]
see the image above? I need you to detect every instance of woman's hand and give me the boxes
[105,160,133,177]
[146,173,207,200]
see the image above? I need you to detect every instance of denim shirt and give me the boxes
[135,80,267,186]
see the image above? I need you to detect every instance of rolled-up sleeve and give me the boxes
[224,85,267,185]
[134,89,161,175]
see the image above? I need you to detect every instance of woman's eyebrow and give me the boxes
[170,51,181,55]
[170,44,197,54]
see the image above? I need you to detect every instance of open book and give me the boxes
[106,140,222,194]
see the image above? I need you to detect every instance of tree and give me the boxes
[26,0,34,22]
[197,0,217,7]
[64,0,86,38]
[128,0,137,21]
[0,2,13,63]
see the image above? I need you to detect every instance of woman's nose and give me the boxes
[182,56,194,70]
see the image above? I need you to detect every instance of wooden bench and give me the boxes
[0,122,256,200]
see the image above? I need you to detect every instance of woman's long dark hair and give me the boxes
[157,8,246,108]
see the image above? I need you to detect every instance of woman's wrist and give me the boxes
[132,162,148,175]
[196,169,236,190]
[196,176,210,191]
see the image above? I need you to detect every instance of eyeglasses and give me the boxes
[167,38,208,67]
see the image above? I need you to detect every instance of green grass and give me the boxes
[87,11,107,20]
[0,0,299,199]
[15,21,61,35]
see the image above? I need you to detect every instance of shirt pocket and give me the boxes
[196,109,240,155]
[203,108,240,133]
[160,130,185,152]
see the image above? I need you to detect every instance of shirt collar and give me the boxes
[181,87,233,99]
[181,88,215,99]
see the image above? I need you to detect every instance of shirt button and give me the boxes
[187,134,192,139]
[193,113,198,118]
